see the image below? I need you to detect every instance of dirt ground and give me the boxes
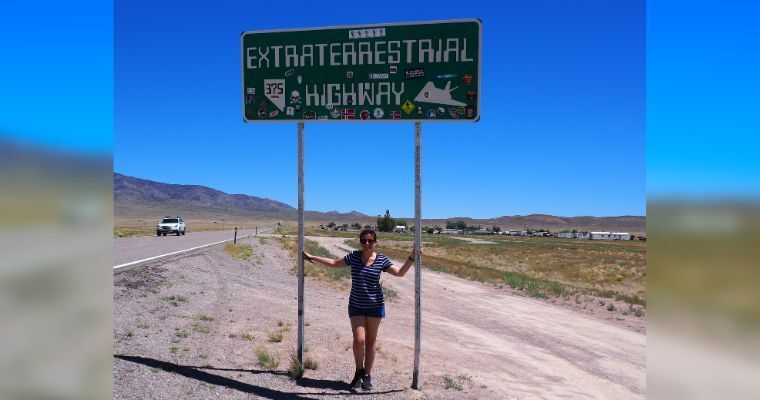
[113,235,645,399]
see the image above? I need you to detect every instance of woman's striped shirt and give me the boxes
[344,250,392,308]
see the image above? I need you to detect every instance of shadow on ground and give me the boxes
[115,354,404,398]
[297,377,403,396]
[115,354,313,399]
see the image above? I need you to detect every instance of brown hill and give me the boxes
[114,173,369,222]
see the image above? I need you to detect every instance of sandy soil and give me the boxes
[113,235,645,399]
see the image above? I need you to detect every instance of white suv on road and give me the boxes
[156,217,186,236]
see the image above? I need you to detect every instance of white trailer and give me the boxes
[589,231,612,240]
[611,232,631,240]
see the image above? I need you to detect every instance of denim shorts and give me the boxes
[348,304,386,318]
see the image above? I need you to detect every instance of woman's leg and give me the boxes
[363,317,382,375]
[350,316,367,370]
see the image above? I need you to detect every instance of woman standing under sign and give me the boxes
[303,229,420,391]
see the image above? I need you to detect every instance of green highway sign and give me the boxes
[242,19,481,122]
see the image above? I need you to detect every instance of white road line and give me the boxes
[113,235,250,271]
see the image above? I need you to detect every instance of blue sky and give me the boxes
[0,2,113,154]
[647,1,760,199]
[3,0,649,218]
[112,0,645,218]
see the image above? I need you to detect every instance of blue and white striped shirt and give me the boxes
[344,251,392,308]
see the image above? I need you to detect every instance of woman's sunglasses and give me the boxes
[360,239,376,244]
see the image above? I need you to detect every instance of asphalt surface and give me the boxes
[113,228,269,267]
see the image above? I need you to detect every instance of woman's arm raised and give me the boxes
[303,251,346,268]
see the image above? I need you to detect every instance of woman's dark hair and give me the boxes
[359,229,377,241]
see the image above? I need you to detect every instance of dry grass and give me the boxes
[256,347,279,369]
[304,357,318,370]
[338,231,646,306]
[224,243,253,260]
[287,346,318,380]
[114,218,269,237]
[162,295,187,307]
[288,353,304,379]
[275,237,350,283]
[191,322,210,334]
[291,229,646,306]
[443,375,464,390]
[268,331,283,342]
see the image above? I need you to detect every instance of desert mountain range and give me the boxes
[114,173,645,233]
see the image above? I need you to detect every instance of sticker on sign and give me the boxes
[264,79,286,111]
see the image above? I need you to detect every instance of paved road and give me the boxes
[113,228,269,267]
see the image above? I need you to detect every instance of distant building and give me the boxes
[589,232,631,240]
[611,232,631,240]
[575,232,590,239]
[556,231,590,239]
[442,228,462,234]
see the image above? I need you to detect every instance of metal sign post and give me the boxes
[297,121,305,367]
[412,121,422,389]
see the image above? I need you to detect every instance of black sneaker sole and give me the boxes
[349,370,364,389]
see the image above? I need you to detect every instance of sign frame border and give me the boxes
[241,18,482,123]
